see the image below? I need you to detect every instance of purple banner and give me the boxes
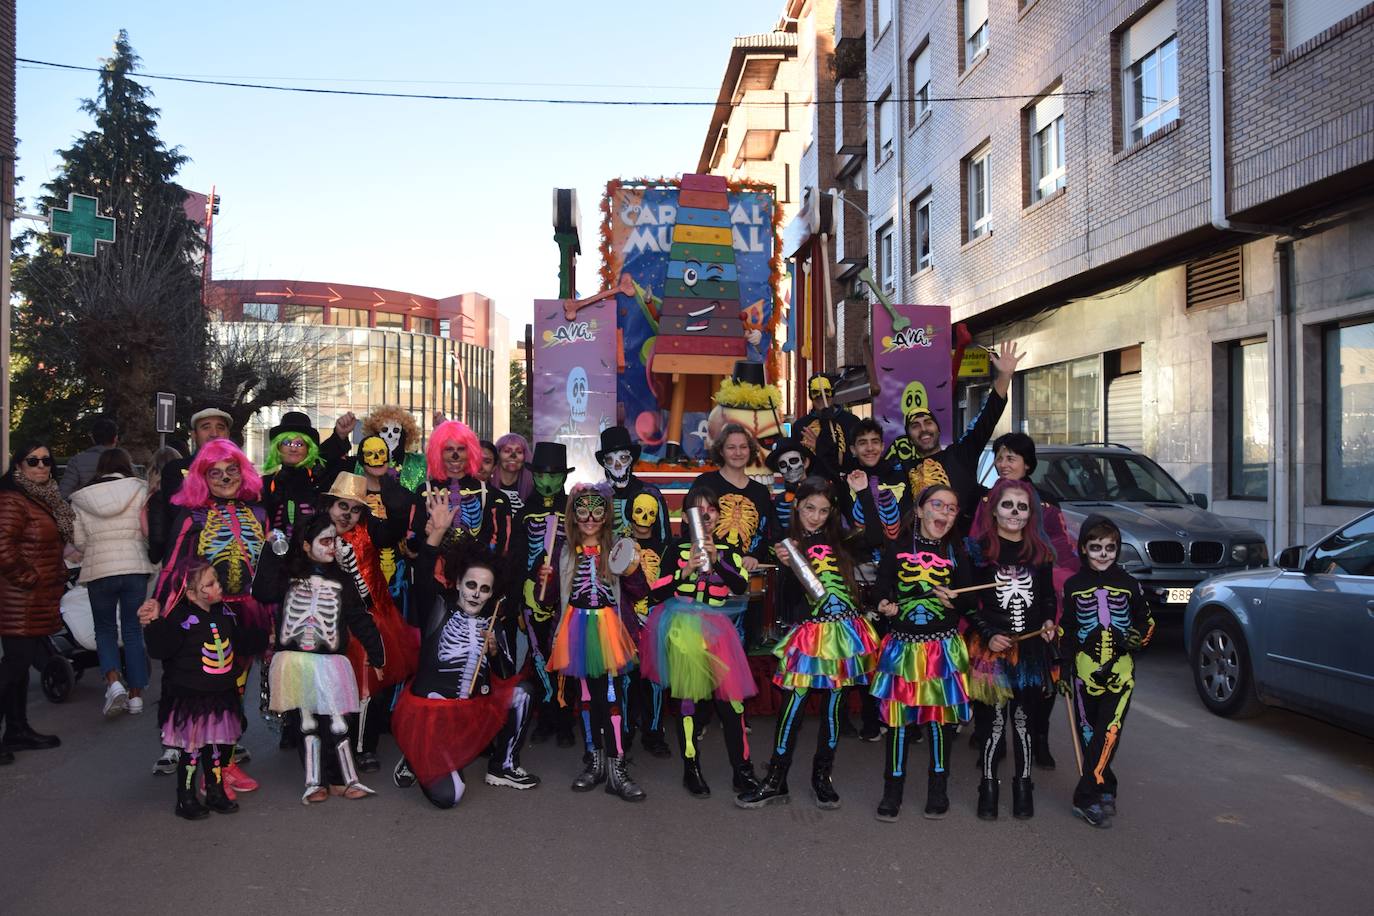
[532,298,617,484]
[872,304,954,447]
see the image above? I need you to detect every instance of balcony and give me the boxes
[834,0,866,52]
[833,188,867,267]
[726,89,790,167]
[834,78,866,158]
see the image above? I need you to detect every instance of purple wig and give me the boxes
[427,420,481,480]
[494,432,534,502]
[970,477,1054,567]
[173,438,263,507]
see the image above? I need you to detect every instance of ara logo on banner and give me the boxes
[542,320,600,347]
[881,324,938,353]
[873,304,953,447]
[532,299,616,484]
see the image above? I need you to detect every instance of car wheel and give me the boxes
[1191,611,1263,718]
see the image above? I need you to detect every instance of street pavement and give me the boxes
[3,620,1371,915]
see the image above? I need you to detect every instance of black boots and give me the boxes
[2,679,59,752]
[735,760,790,808]
[682,757,711,798]
[1012,776,1035,819]
[1033,734,1056,770]
[811,758,840,809]
[977,777,999,820]
[202,749,239,815]
[175,754,209,820]
[732,762,760,795]
[924,772,950,819]
[876,777,904,822]
[572,749,606,791]
[606,756,646,802]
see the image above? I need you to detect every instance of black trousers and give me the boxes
[672,697,749,770]
[0,635,45,732]
[771,687,840,767]
[621,670,665,744]
[1071,656,1136,807]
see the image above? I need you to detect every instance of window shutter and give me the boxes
[915,46,931,89]
[1123,0,1176,65]
[966,0,989,39]
[1186,248,1244,310]
[1286,0,1366,48]
[1032,90,1064,132]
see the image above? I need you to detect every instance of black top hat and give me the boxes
[526,441,574,474]
[765,436,816,472]
[269,410,320,444]
[732,360,767,387]
[594,426,642,465]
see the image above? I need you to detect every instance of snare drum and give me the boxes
[608,538,640,575]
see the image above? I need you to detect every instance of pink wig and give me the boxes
[970,477,1054,567]
[494,432,534,502]
[173,438,264,507]
[427,420,481,480]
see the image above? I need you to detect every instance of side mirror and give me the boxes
[1191,492,1209,510]
[1276,545,1306,571]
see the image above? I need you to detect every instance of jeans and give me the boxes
[87,573,151,690]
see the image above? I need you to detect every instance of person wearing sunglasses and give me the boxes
[0,441,73,763]
[262,411,347,543]
[963,477,1058,822]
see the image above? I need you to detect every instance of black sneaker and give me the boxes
[1073,803,1112,829]
[1100,794,1117,816]
[392,757,416,789]
[357,751,381,774]
[486,765,541,790]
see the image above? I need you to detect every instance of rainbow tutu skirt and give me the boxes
[869,629,971,727]
[772,612,880,691]
[641,597,757,702]
[548,605,638,679]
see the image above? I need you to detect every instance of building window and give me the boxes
[1027,86,1066,202]
[242,302,278,322]
[908,43,931,126]
[965,0,989,65]
[1324,320,1374,505]
[1229,338,1270,500]
[965,144,992,241]
[413,317,436,336]
[375,311,405,329]
[875,89,893,159]
[330,307,370,328]
[1021,355,1102,445]
[281,305,323,325]
[910,193,932,272]
[1122,0,1178,146]
[1286,0,1367,49]
[874,0,893,35]
[876,221,896,293]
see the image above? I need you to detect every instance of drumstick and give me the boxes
[946,581,999,596]
[1013,626,1054,643]
[467,596,506,697]
[537,514,556,602]
[1064,689,1085,777]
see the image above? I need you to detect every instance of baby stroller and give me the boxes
[37,566,104,703]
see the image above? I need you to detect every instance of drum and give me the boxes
[608,538,640,575]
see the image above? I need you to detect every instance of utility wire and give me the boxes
[19,57,1093,107]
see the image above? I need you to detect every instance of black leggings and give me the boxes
[0,635,44,730]
[578,675,624,759]
[974,691,1034,780]
[672,698,749,769]
[771,687,840,767]
[884,721,953,780]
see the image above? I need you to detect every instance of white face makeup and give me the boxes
[995,491,1031,534]
[379,423,403,454]
[459,567,496,616]
[602,449,633,487]
[776,450,807,485]
[1084,537,1120,572]
[307,525,338,563]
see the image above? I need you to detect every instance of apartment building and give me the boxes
[846,0,1374,548]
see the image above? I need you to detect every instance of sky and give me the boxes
[16,0,785,332]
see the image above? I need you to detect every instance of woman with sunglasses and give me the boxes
[964,477,1057,821]
[867,485,973,822]
[0,441,72,763]
[262,411,339,542]
[151,438,269,794]
[540,483,644,801]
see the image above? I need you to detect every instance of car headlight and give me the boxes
[1230,544,1249,565]
[1118,543,1145,568]
[1230,542,1269,567]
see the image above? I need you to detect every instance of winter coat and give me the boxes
[0,489,68,637]
[71,474,155,584]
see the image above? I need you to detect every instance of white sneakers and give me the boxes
[153,747,179,775]
[127,696,144,715]
[102,681,129,717]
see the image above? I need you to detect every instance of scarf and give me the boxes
[14,474,76,544]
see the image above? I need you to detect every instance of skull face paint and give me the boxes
[361,436,390,471]
[458,566,495,616]
[630,492,659,538]
[808,374,833,404]
[307,525,338,564]
[532,470,568,499]
[995,491,1032,535]
[379,423,403,456]
[567,367,589,425]
[601,448,633,487]
[775,450,808,485]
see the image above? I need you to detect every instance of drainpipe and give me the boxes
[890,1,905,302]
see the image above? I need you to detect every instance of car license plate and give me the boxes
[1166,587,1193,604]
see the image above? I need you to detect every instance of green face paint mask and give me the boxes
[533,471,568,498]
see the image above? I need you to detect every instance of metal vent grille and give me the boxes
[1186,248,1243,310]
[1190,541,1223,565]
[1147,540,1185,564]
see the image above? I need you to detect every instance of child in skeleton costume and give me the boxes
[963,477,1058,821]
[868,485,973,822]
[391,499,538,809]
[141,562,268,819]
[322,405,429,493]
[253,514,385,803]
[320,472,420,772]
[512,442,577,747]
[737,477,879,811]
[764,436,814,544]
[642,487,760,800]
[616,489,672,758]
[154,438,270,795]
[540,484,646,802]
[1060,515,1153,828]
[422,421,513,555]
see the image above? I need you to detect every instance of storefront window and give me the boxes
[1021,356,1101,445]
[1324,320,1374,504]
[1228,338,1269,499]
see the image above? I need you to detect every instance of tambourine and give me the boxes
[608,538,640,576]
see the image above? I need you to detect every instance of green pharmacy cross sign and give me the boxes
[49,193,116,257]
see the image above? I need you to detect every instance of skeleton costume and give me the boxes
[738,532,879,809]
[254,521,384,803]
[643,534,759,798]
[794,373,859,484]
[1061,516,1154,824]
[144,593,268,818]
[156,499,271,634]
[391,544,537,809]
[964,535,1057,819]
[261,412,335,541]
[597,426,670,543]
[764,437,814,544]
[684,470,779,566]
[355,436,424,625]
[869,533,974,819]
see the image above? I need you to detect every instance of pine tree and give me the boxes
[11,31,208,460]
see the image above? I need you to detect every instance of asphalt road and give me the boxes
[3,621,1371,915]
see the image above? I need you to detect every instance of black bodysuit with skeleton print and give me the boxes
[251,550,384,665]
[964,536,1056,642]
[409,544,518,700]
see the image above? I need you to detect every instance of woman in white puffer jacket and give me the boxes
[71,448,156,717]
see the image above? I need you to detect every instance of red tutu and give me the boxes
[391,676,518,790]
[346,601,420,698]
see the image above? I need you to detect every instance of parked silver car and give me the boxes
[1184,509,1374,735]
[979,444,1268,609]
